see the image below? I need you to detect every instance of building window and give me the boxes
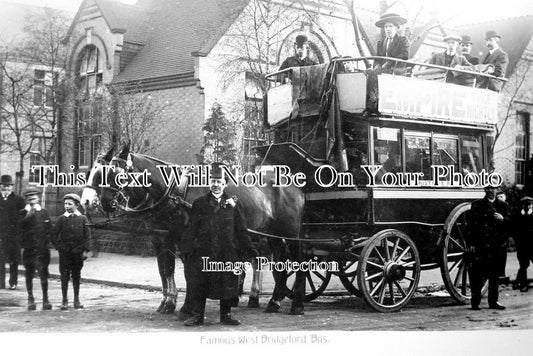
[77,102,102,167]
[78,46,103,98]
[33,70,53,107]
[28,136,54,184]
[242,98,266,172]
[515,112,529,185]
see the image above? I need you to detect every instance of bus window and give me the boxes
[405,132,431,178]
[345,121,368,185]
[433,136,459,181]
[460,136,483,174]
[372,127,401,174]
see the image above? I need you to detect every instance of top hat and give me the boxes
[485,30,501,40]
[443,34,462,43]
[460,35,473,44]
[375,12,407,28]
[0,175,14,185]
[210,162,225,180]
[295,34,309,46]
[63,193,81,204]
[23,188,40,197]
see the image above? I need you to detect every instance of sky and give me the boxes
[1,0,533,26]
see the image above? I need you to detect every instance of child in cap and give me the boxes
[53,193,91,310]
[19,188,52,310]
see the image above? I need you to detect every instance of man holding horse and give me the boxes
[181,163,257,326]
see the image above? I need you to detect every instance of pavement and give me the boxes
[5,250,523,295]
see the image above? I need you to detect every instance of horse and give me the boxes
[82,144,309,315]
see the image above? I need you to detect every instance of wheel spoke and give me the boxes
[448,235,464,251]
[403,275,414,282]
[393,280,407,298]
[391,237,400,259]
[378,281,387,304]
[400,260,416,268]
[388,281,395,304]
[367,260,384,269]
[370,278,384,297]
[396,245,411,262]
[383,237,391,261]
[365,271,383,282]
[373,247,386,264]
[312,271,327,282]
[448,258,462,274]
[306,273,317,293]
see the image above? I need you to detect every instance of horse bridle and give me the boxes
[106,153,191,213]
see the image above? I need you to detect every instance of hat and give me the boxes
[460,35,473,44]
[210,162,225,180]
[443,34,462,42]
[0,175,14,185]
[63,193,81,203]
[485,30,501,40]
[23,188,40,197]
[295,35,308,46]
[375,12,407,28]
[521,196,533,203]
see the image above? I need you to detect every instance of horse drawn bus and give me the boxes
[81,56,505,314]
[257,56,505,312]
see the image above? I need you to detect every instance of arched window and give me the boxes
[77,45,104,98]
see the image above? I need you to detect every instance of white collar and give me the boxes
[63,210,82,217]
[211,192,223,200]
[32,204,42,211]
[489,48,498,55]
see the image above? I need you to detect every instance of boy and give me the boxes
[20,188,52,310]
[54,193,91,310]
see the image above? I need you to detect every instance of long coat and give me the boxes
[19,208,52,251]
[181,192,254,300]
[375,34,410,72]
[0,193,25,256]
[468,197,510,252]
[477,47,509,91]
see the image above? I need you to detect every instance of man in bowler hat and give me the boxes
[467,186,510,310]
[181,163,256,326]
[459,35,479,65]
[477,30,508,91]
[279,34,317,71]
[0,175,25,289]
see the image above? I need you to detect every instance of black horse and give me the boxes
[82,144,309,315]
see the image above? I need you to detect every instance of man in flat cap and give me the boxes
[460,35,479,65]
[279,34,317,71]
[477,30,509,91]
[20,188,53,310]
[0,174,25,289]
[374,12,410,72]
[513,196,533,292]
[181,163,256,326]
[428,34,472,84]
[467,185,510,310]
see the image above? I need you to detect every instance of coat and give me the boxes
[477,47,509,91]
[19,208,52,251]
[0,192,25,255]
[181,192,254,300]
[375,34,410,72]
[464,53,479,65]
[279,55,317,71]
[513,208,533,261]
[468,197,510,252]
[53,212,91,254]
[428,51,472,84]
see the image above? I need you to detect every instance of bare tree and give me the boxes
[98,86,171,155]
[0,7,70,193]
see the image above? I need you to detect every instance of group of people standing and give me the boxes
[467,186,533,311]
[1,174,91,311]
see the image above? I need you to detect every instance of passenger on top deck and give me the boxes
[374,12,410,74]
[427,34,472,85]
[279,34,317,71]
[459,35,480,65]
[455,30,509,92]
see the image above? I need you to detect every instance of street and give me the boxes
[1,277,532,332]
